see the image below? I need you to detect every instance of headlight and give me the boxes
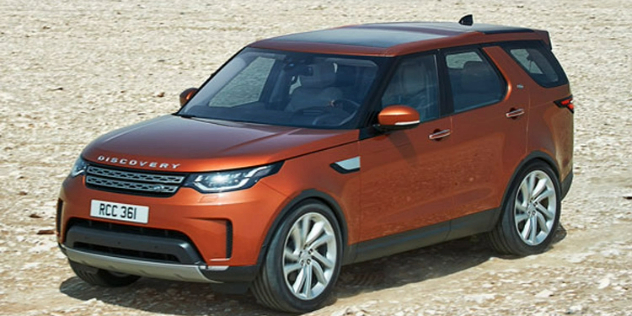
[184,162,282,193]
[69,157,88,177]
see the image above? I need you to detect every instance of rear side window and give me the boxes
[445,49,505,113]
[503,42,568,88]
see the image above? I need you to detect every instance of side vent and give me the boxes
[459,14,474,26]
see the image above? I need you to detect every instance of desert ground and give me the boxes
[1,0,631,315]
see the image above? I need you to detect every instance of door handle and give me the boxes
[506,108,525,119]
[429,129,451,140]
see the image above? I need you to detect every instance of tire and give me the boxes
[69,260,140,287]
[488,161,561,256]
[252,200,343,313]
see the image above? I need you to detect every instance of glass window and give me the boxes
[381,54,440,122]
[504,42,568,88]
[445,50,505,112]
[180,48,386,129]
[209,57,275,107]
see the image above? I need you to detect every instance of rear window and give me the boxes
[503,42,568,88]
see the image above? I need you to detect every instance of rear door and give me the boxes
[440,46,532,237]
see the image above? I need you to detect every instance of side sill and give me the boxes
[350,222,450,264]
[445,208,501,241]
[345,208,500,265]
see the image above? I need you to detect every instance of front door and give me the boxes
[358,54,455,247]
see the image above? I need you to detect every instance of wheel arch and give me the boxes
[256,189,350,268]
[490,151,560,229]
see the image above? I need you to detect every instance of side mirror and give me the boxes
[376,105,420,131]
[179,88,198,107]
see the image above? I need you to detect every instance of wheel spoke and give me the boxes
[300,215,311,243]
[292,266,306,294]
[312,261,327,284]
[515,200,528,213]
[521,216,532,240]
[290,224,303,250]
[284,262,302,276]
[536,212,550,235]
[519,181,530,202]
[304,265,313,298]
[535,188,554,203]
[284,248,299,261]
[515,212,529,224]
[535,203,555,219]
[311,250,334,269]
[305,221,325,247]
[308,234,333,251]
[532,177,548,198]
[527,173,536,198]
[529,216,538,244]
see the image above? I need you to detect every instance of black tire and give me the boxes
[252,200,343,313]
[488,161,562,256]
[69,260,140,287]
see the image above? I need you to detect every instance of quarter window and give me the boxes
[381,55,440,122]
[504,42,568,88]
[445,49,505,113]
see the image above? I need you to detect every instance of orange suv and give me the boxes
[57,16,573,312]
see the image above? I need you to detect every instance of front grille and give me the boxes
[74,241,180,263]
[85,165,186,196]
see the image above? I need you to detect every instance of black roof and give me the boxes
[266,22,534,49]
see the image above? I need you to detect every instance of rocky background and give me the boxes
[0,0,630,315]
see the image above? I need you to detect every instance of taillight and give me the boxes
[555,95,574,113]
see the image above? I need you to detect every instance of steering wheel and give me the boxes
[329,99,361,114]
[292,99,362,126]
[312,99,362,125]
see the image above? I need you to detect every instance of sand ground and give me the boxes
[0,0,631,315]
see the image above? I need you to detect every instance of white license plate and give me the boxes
[90,200,149,224]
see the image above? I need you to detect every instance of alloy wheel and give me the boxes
[514,170,558,246]
[282,212,337,300]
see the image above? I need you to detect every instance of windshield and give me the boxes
[179,48,387,129]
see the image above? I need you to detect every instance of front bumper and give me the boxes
[60,244,259,284]
[58,172,289,268]
[60,221,260,284]
[61,244,219,283]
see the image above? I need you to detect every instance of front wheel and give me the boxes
[252,200,342,313]
[488,161,561,256]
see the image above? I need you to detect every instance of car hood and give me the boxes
[82,115,359,172]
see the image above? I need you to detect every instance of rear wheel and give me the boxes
[69,260,140,287]
[488,161,561,256]
[252,200,342,313]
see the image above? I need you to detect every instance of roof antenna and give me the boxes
[458,14,474,26]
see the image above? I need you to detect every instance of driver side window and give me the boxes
[381,54,439,122]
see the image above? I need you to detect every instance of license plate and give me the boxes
[90,200,149,224]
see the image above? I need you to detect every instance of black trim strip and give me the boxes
[352,221,449,263]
